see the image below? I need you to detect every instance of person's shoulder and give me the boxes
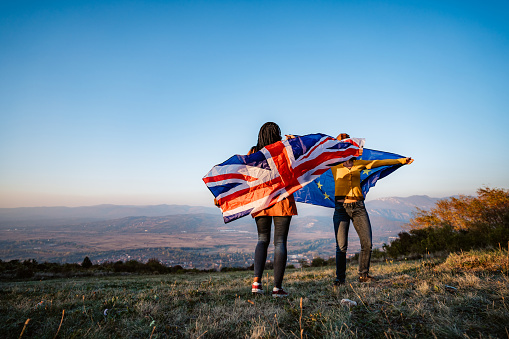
[354,159,370,164]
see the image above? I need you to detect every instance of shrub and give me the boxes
[81,256,93,269]
[384,187,509,258]
[16,268,34,279]
[147,258,167,273]
[311,257,327,267]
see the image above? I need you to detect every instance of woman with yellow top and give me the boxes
[332,133,413,285]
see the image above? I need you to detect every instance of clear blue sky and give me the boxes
[1,0,508,208]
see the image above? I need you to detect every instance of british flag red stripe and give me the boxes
[203,133,364,223]
[202,173,258,183]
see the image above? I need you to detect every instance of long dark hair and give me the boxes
[252,122,282,152]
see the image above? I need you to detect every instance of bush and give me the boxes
[371,248,386,260]
[147,258,167,273]
[311,257,327,267]
[384,187,509,258]
[299,259,309,268]
[81,256,93,269]
[16,268,34,279]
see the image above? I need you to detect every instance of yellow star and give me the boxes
[316,182,323,190]
[324,192,330,200]
[362,169,371,175]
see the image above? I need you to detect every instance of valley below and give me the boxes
[0,196,440,268]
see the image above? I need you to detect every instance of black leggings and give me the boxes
[254,216,291,288]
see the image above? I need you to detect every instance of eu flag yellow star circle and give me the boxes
[315,181,331,200]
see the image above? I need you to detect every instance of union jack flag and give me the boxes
[203,134,364,223]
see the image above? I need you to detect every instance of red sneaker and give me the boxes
[252,282,264,295]
[272,287,289,298]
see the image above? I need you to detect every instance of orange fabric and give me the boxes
[247,146,298,217]
[253,195,298,217]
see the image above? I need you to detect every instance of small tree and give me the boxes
[299,259,309,268]
[147,258,167,273]
[311,257,327,267]
[81,256,93,269]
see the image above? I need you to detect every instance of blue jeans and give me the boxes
[254,216,291,288]
[333,200,372,281]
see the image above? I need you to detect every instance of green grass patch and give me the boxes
[1,251,508,338]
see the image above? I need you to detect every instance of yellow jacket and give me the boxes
[331,158,407,199]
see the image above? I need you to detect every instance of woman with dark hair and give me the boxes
[249,122,297,297]
[332,133,413,285]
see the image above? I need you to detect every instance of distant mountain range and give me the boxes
[0,204,218,226]
[0,195,442,236]
[0,195,441,224]
[366,195,440,221]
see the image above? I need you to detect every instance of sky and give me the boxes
[1,0,508,209]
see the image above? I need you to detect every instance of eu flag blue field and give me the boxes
[293,149,406,208]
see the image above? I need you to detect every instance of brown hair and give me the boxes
[252,122,282,152]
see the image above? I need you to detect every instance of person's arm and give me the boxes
[215,147,257,207]
[358,157,412,169]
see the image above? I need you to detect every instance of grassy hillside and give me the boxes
[1,249,508,338]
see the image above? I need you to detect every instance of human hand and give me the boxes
[214,198,220,207]
[405,158,414,164]
[284,134,296,140]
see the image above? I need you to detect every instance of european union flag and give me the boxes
[293,148,405,208]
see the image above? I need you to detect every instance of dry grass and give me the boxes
[1,249,508,338]
[441,247,509,273]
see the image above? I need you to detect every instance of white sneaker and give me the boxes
[252,282,264,295]
[272,287,289,298]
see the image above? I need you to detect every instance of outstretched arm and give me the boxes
[361,157,413,170]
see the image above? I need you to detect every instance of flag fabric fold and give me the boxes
[292,148,406,208]
[203,134,364,223]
